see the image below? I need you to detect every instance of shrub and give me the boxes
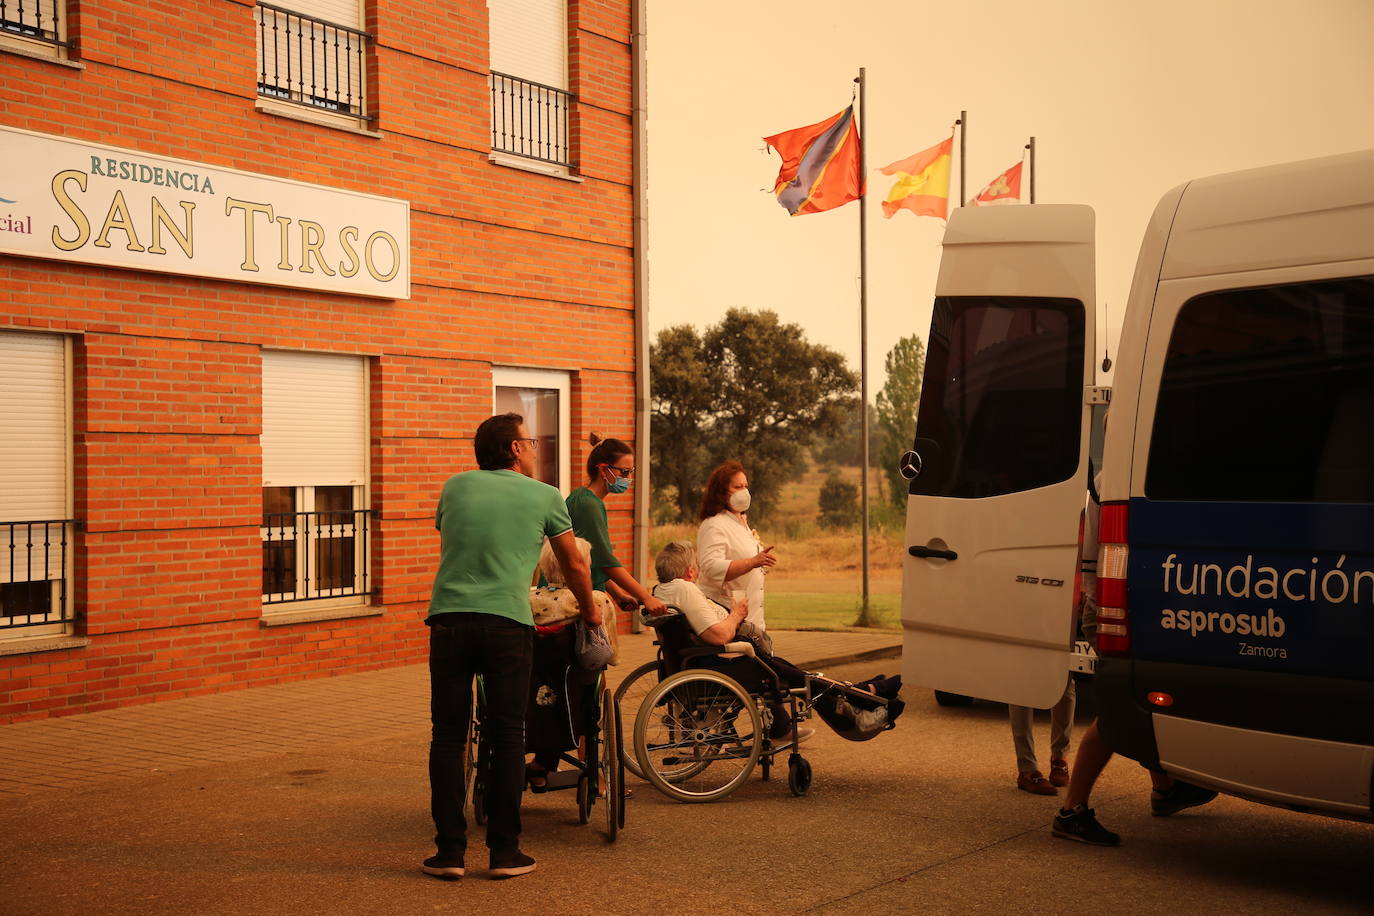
[818,472,859,529]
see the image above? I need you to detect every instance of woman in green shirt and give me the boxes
[527,435,665,792]
[565,435,667,617]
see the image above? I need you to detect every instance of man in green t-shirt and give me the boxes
[422,413,596,881]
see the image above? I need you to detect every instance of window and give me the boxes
[910,296,1084,499]
[255,1,371,123]
[0,0,69,58]
[1147,276,1374,503]
[261,351,370,606]
[0,331,73,638]
[493,367,570,492]
[488,0,575,169]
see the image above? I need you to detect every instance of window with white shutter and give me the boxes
[488,0,575,169]
[260,350,371,608]
[254,0,371,123]
[0,331,72,638]
[0,0,70,60]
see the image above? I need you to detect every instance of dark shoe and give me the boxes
[421,854,465,880]
[526,763,550,793]
[1151,779,1219,817]
[489,850,537,878]
[1049,758,1070,787]
[1017,770,1058,796]
[1052,804,1121,846]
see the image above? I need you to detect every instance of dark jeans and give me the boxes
[428,612,533,860]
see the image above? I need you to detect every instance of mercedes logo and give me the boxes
[898,450,922,480]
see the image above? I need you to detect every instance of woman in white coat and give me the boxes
[695,461,777,631]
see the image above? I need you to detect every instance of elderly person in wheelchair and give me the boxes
[629,541,905,802]
[650,540,815,745]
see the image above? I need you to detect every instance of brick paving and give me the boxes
[0,628,900,798]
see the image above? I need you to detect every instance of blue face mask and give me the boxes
[607,474,632,495]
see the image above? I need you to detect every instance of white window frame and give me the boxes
[0,330,73,641]
[260,350,370,612]
[493,366,571,495]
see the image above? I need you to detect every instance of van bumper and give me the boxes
[1097,657,1374,817]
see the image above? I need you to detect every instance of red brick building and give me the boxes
[0,0,648,723]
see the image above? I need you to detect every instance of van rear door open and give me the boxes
[902,205,1096,708]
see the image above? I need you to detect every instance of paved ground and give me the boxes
[2,628,1372,914]
[0,628,900,798]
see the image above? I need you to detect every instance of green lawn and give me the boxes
[764,590,902,631]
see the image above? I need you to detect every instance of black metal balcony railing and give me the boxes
[255,2,370,120]
[1,519,74,631]
[490,70,575,168]
[0,0,67,47]
[262,508,372,605]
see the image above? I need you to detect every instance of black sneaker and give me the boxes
[421,854,465,880]
[1052,804,1121,846]
[489,850,537,878]
[1151,780,1219,817]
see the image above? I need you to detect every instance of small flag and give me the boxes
[763,106,863,216]
[969,161,1024,206]
[880,136,953,219]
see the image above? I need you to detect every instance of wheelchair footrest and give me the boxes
[541,768,584,791]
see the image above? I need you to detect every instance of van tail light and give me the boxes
[1096,501,1130,656]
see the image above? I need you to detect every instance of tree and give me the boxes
[649,324,719,521]
[875,335,926,509]
[810,400,881,468]
[650,308,859,522]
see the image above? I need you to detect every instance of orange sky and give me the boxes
[645,0,1374,393]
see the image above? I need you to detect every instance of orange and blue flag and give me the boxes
[763,106,863,216]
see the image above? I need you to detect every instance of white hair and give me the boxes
[538,536,593,586]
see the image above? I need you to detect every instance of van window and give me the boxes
[911,296,1084,498]
[1147,276,1374,502]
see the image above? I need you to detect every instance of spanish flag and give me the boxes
[880,136,953,219]
[763,106,863,216]
[969,161,1024,206]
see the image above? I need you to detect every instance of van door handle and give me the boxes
[909,545,958,560]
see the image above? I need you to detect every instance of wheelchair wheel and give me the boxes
[634,668,762,803]
[464,691,479,805]
[614,694,627,831]
[576,772,591,824]
[613,661,659,780]
[787,754,812,797]
[468,681,489,825]
[601,688,620,842]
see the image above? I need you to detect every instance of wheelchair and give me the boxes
[467,622,626,841]
[625,610,899,804]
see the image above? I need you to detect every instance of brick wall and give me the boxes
[0,0,639,723]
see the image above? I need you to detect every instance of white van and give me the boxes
[901,149,1374,821]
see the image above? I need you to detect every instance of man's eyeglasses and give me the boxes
[517,438,539,451]
[608,465,635,478]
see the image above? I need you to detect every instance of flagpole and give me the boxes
[1027,136,1036,203]
[958,110,967,206]
[855,67,872,624]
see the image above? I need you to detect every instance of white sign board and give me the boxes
[0,125,410,299]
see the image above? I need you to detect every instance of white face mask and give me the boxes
[729,488,751,513]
